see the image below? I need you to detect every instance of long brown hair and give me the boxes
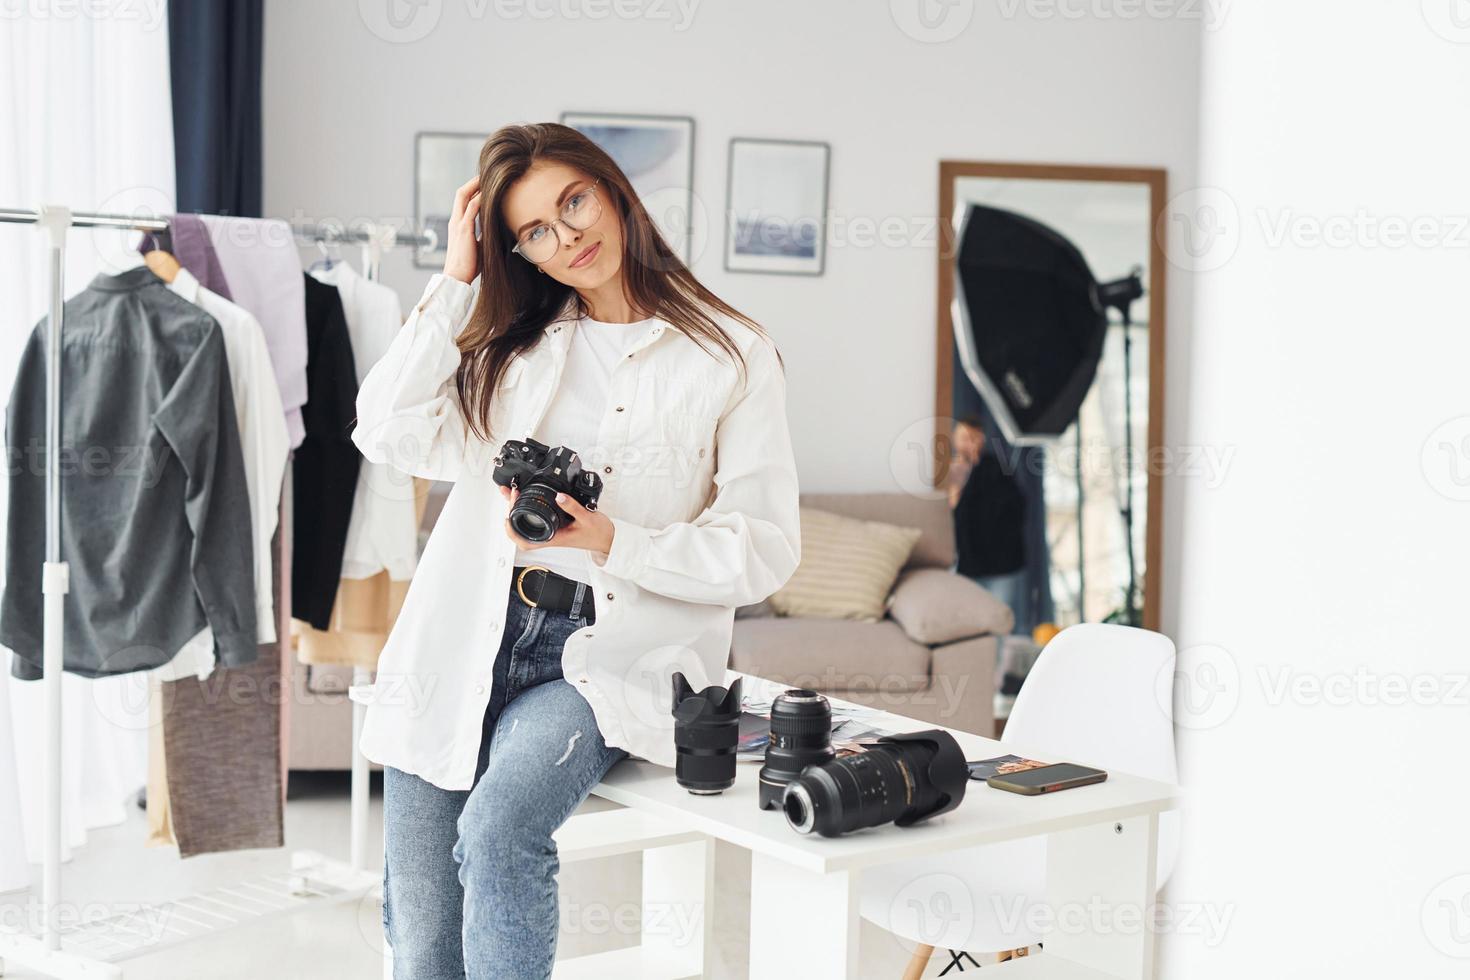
[456,122,777,441]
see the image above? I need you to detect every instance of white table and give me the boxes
[590,672,1180,980]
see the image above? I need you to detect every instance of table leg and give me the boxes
[749,853,860,980]
[1044,812,1160,979]
[642,838,713,977]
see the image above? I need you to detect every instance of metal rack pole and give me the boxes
[38,206,70,955]
[0,204,152,979]
[0,205,425,978]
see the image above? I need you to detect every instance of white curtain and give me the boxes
[0,6,176,893]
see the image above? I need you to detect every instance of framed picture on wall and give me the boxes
[560,111,695,262]
[724,138,830,276]
[414,131,486,269]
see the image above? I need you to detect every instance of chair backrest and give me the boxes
[1002,622,1180,887]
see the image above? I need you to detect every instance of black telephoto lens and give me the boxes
[758,689,835,810]
[781,729,969,837]
[671,673,743,795]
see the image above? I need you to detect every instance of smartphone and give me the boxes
[987,763,1108,796]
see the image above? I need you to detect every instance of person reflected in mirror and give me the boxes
[949,416,1028,630]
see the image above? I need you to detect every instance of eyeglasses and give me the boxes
[510,179,604,264]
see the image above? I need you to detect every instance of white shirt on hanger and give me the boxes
[154,267,290,681]
[514,311,655,583]
[309,261,418,581]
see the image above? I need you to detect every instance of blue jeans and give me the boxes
[972,569,1029,635]
[382,579,629,979]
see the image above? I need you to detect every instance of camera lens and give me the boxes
[671,674,743,795]
[758,689,834,810]
[783,782,816,834]
[781,729,969,837]
[510,485,562,542]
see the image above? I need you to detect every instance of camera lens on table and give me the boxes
[758,688,835,810]
[781,729,969,838]
[671,673,743,795]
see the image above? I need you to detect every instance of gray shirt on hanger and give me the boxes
[1,265,258,679]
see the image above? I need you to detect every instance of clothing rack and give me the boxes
[0,205,427,979]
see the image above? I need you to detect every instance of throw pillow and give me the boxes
[768,507,922,621]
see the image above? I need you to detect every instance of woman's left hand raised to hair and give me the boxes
[499,484,615,558]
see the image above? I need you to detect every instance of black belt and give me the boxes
[513,564,595,620]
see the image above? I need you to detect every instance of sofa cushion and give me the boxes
[768,507,922,622]
[731,617,934,693]
[800,491,955,570]
[886,567,1015,645]
[735,597,775,619]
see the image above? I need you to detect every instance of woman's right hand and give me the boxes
[443,176,482,285]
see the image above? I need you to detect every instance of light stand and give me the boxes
[1097,270,1145,627]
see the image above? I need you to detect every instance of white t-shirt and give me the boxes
[513,312,655,583]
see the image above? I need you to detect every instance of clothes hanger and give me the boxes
[307,233,342,273]
[142,226,181,283]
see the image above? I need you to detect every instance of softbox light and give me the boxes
[950,203,1108,445]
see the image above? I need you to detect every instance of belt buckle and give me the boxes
[516,565,552,608]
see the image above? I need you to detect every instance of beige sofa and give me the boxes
[289,489,1005,770]
[730,492,1007,738]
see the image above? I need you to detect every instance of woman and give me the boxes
[351,123,801,978]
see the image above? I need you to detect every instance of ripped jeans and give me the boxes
[382,578,629,979]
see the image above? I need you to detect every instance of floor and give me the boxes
[0,774,977,979]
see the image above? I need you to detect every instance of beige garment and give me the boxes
[291,477,429,668]
[145,676,175,847]
[147,495,288,854]
[291,573,411,666]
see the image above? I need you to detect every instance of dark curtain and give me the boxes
[168,0,264,217]
[950,333,1055,633]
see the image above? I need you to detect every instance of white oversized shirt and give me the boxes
[350,274,801,789]
[514,312,655,582]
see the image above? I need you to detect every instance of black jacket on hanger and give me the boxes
[291,274,360,630]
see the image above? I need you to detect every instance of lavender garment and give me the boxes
[139,214,234,301]
[199,215,309,448]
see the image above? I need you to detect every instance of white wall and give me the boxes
[1163,3,1470,976]
[261,0,1202,626]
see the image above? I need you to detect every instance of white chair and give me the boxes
[858,623,1180,977]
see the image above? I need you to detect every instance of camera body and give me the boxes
[492,438,603,543]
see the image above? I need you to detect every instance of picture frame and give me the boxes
[724,138,830,276]
[414,131,486,269]
[560,111,696,262]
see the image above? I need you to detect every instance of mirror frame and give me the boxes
[935,161,1168,632]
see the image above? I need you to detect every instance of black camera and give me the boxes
[780,729,968,838]
[758,689,835,810]
[492,438,603,543]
